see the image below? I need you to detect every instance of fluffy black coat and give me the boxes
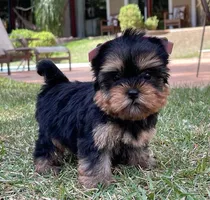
[35,63,158,163]
[34,29,170,188]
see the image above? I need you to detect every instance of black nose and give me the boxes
[127,89,139,99]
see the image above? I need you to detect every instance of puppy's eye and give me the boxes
[113,74,120,81]
[144,73,151,80]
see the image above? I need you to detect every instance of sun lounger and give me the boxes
[34,46,71,71]
[0,19,32,75]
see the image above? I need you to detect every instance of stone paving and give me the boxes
[0,58,209,87]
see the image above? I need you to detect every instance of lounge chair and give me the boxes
[100,15,120,35]
[18,38,71,71]
[0,48,8,72]
[0,19,32,75]
[0,18,71,74]
[13,7,71,70]
[164,5,189,29]
[34,46,71,71]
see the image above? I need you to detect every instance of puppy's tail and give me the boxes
[37,59,69,85]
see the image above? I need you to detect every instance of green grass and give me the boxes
[0,77,210,199]
[63,27,210,62]
[163,29,210,59]
[61,28,210,63]
[64,36,114,63]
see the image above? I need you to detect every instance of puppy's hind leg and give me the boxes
[33,130,64,175]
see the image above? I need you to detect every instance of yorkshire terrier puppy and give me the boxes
[34,29,170,188]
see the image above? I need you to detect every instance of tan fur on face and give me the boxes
[78,152,112,188]
[93,123,122,150]
[122,128,156,147]
[137,52,164,70]
[100,55,123,72]
[94,86,140,120]
[136,83,169,115]
[94,83,169,120]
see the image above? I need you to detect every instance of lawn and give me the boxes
[0,77,210,199]
[64,27,210,63]
[64,36,114,63]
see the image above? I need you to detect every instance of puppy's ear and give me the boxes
[88,44,102,63]
[89,44,102,91]
[89,42,107,78]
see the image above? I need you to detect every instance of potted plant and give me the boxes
[145,16,159,30]
[118,4,144,31]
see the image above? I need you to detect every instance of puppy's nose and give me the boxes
[127,89,139,99]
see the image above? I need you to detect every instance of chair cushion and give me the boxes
[173,6,185,19]
[110,15,119,26]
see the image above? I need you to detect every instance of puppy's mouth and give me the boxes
[130,99,139,105]
[127,99,140,110]
[94,83,169,121]
[120,98,148,120]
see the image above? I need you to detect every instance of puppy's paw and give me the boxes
[139,155,157,170]
[78,175,113,189]
[34,158,61,175]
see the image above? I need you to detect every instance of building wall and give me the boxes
[76,0,85,37]
[129,0,138,4]
[196,0,204,26]
[110,0,124,16]
[63,0,71,37]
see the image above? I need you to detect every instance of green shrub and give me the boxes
[10,29,34,47]
[118,4,144,31]
[145,16,159,30]
[9,29,56,47]
[30,31,56,47]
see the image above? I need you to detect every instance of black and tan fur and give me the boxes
[34,29,170,188]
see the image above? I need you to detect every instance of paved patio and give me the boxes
[0,58,210,87]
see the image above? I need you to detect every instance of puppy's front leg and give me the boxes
[126,146,156,169]
[77,139,112,188]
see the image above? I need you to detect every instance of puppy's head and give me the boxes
[92,29,170,121]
